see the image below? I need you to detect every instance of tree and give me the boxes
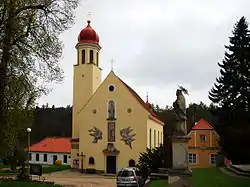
[0,0,78,157]
[137,145,165,179]
[209,16,250,163]
[209,16,250,126]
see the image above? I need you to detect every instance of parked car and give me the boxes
[116,167,145,187]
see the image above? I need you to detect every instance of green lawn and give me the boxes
[0,169,18,176]
[0,165,70,176]
[148,180,168,187]
[0,180,61,187]
[149,167,250,187]
[192,167,250,187]
[42,165,70,174]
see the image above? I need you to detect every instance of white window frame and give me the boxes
[188,153,197,164]
[210,153,217,165]
[108,84,116,92]
[200,135,206,143]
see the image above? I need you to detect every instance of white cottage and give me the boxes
[28,137,71,165]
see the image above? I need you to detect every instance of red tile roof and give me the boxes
[28,137,71,153]
[116,74,164,126]
[192,119,214,130]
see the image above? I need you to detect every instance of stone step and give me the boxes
[226,166,250,177]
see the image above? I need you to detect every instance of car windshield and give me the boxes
[118,170,134,177]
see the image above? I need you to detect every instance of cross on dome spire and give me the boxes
[110,58,115,71]
[146,92,149,102]
[87,12,92,24]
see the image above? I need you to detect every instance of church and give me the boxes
[71,20,164,174]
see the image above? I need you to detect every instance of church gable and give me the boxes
[78,71,163,125]
[78,71,149,118]
[76,71,151,150]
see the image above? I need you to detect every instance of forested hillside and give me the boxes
[31,102,215,144]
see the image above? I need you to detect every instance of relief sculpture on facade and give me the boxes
[120,126,136,149]
[108,122,115,142]
[88,126,102,143]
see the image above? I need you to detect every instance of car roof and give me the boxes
[119,167,138,171]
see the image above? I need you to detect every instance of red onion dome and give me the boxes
[78,20,99,44]
[146,101,152,110]
[145,94,152,110]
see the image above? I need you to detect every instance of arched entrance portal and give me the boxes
[129,159,136,167]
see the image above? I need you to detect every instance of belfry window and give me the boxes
[82,50,85,64]
[90,50,94,63]
[96,52,99,66]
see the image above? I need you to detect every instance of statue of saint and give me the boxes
[173,86,188,135]
[108,100,115,119]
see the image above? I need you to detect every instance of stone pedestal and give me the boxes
[168,135,192,187]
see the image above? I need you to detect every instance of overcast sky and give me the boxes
[38,0,250,108]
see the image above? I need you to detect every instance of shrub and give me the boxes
[55,160,62,165]
[137,145,165,180]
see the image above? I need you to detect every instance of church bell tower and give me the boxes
[72,20,102,138]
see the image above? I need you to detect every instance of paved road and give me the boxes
[40,170,116,187]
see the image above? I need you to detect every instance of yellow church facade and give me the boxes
[71,20,164,174]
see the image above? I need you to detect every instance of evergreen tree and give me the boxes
[209,16,250,126]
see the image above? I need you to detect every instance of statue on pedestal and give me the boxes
[173,85,188,136]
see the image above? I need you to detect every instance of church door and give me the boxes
[106,156,116,174]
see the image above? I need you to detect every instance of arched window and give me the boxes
[158,131,160,146]
[149,128,152,149]
[96,52,99,66]
[129,159,136,167]
[88,157,95,165]
[154,130,156,147]
[82,50,85,64]
[90,50,94,63]
[161,132,163,144]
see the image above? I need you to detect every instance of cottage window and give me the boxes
[29,153,32,161]
[188,153,197,164]
[63,155,68,163]
[43,154,47,162]
[200,135,206,143]
[36,153,39,161]
[210,154,217,164]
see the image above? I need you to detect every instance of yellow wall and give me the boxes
[74,71,151,172]
[147,119,164,149]
[188,130,219,168]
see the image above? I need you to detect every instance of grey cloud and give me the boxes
[38,0,250,106]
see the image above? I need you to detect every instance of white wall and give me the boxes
[29,152,71,165]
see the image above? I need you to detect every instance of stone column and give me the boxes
[168,134,192,187]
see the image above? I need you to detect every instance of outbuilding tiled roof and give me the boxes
[192,119,214,130]
[28,137,71,153]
